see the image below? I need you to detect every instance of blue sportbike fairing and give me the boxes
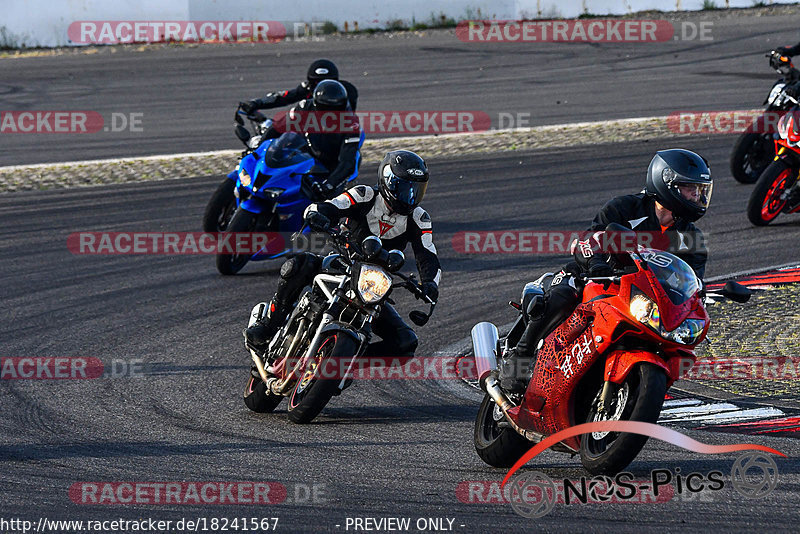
[226,130,364,261]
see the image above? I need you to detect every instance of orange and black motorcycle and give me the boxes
[471,244,750,475]
[747,108,800,225]
[730,50,799,184]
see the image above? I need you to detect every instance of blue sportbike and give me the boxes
[203,106,364,275]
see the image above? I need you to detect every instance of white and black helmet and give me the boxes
[378,150,429,216]
[645,149,712,222]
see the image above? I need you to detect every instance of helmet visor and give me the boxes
[674,180,713,210]
[384,167,427,210]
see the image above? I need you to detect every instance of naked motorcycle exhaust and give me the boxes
[471,322,545,443]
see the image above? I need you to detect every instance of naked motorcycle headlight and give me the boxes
[629,290,705,345]
[767,83,787,106]
[357,265,392,304]
[238,168,252,188]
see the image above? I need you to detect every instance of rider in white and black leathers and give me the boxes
[244,150,441,359]
[499,149,713,394]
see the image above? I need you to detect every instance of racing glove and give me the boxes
[239,101,257,114]
[305,211,331,232]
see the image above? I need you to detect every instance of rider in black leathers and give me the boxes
[239,59,359,114]
[499,149,713,394]
[244,150,441,361]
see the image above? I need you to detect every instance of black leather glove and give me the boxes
[305,211,330,232]
[572,232,606,272]
[421,281,439,303]
[239,100,257,114]
[588,259,614,278]
[318,180,337,199]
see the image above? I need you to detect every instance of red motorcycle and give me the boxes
[747,109,800,225]
[471,243,750,474]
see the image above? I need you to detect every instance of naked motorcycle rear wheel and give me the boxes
[474,394,532,468]
[243,374,283,413]
[579,363,667,475]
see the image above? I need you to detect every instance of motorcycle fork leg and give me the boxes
[275,313,333,393]
[596,380,617,415]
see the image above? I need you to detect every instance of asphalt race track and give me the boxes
[2,134,800,532]
[4,9,800,533]
[2,11,800,165]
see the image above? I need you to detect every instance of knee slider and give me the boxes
[280,257,300,279]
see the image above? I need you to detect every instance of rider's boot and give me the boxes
[499,297,546,395]
[244,298,288,352]
[243,253,322,353]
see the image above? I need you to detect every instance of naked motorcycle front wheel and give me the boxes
[286,333,358,424]
[579,362,667,475]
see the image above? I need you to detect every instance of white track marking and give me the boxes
[0,115,670,173]
[659,398,785,425]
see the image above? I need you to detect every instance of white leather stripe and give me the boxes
[330,194,352,209]
[433,269,441,285]
[629,216,648,229]
[421,232,437,254]
[412,207,432,229]
[349,186,374,203]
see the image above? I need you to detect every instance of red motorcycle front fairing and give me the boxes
[511,263,708,451]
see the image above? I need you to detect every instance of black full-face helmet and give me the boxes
[645,149,713,222]
[378,150,429,216]
[312,80,348,111]
[307,59,339,87]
